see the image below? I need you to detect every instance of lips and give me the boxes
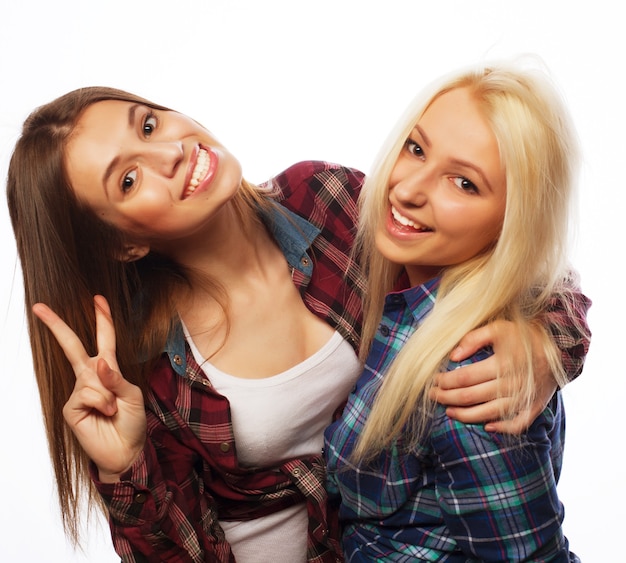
[182,145,217,199]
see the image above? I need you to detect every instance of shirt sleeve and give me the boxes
[430,397,571,561]
[92,418,234,563]
[544,271,592,382]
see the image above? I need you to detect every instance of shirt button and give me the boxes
[220,442,231,453]
[300,257,310,267]
[133,493,147,504]
[173,354,183,366]
[379,325,390,337]
[291,467,301,477]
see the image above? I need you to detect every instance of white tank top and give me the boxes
[185,329,361,562]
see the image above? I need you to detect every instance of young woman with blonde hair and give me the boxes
[325,59,589,561]
[7,82,588,562]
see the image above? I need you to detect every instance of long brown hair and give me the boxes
[7,86,267,543]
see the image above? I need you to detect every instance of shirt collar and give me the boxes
[261,200,320,272]
[164,202,321,376]
[386,275,441,325]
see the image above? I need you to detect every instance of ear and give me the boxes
[119,243,150,262]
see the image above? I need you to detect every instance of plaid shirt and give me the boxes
[324,278,584,562]
[94,162,366,563]
[93,161,589,563]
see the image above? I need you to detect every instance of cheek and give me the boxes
[466,211,504,249]
[484,202,506,239]
[436,198,471,229]
[388,158,409,187]
[441,203,503,249]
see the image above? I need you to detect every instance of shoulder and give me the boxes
[266,161,365,220]
[430,395,563,467]
[430,405,503,457]
[268,160,365,191]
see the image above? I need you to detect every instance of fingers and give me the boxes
[96,357,143,404]
[94,295,119,368]
[439,319,552,434]
[484,410,535,435]
[63,375,118,422]
[32,302,90,371]
[443,398,510,425]
[450,319,521,362]
[431,378,498,407]
[433,364,522,406]
[33,296,119,375]
[63,357,118,424]
[434,357,497,390]
[449,323,499,362]
[64,357,143,426]
[444,398,534,435]
[446,396,546,436]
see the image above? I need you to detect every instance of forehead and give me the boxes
[66,100,135,169]
[64,101,134,202]
[420,88,501,159]
[419,88,488,135]
[71,99,133,140]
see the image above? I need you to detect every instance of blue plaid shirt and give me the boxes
[324,278,578,562]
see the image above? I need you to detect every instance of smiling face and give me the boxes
[375,87,507,286]
[64,100,243,255]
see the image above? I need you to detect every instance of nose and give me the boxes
[145,140,184,177]
[392,166,433,208]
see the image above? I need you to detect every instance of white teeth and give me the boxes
[391,206,430,231]
[186,148,210,194]
[392,206,417,228]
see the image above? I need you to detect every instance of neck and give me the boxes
[172,199,292,348]
[164,199,281,291]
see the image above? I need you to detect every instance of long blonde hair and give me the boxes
[7,87,271,543]
[353,60,583,459]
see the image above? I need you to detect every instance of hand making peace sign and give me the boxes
[33,295,147,483]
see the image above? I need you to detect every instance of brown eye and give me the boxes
[453,176,478,193]
[142,113,157,137]
[405,139,425,159]
[122,170,137,193]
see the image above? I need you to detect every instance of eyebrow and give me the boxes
[414,125,431,148]
[101,103,140,195]
[414,125,494,192]
[451,158,493,192]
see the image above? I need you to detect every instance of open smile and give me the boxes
[391,206,432,232]
[182,145,218,199]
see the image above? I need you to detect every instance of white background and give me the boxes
[0,1,622,561]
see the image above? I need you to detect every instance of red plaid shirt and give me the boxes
[94,162,366,562]
[92,161,590,562]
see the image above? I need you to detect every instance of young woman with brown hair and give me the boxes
[7,85,589,562]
